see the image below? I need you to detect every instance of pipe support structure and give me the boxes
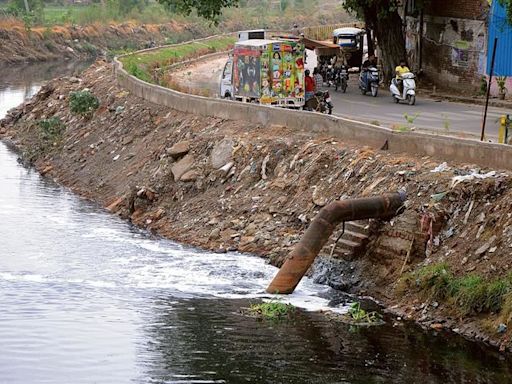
[266,192,406,294]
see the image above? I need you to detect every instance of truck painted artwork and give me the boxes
[223,39,305,108]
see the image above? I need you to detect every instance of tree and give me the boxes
[499,0,512,22]
[343,0,405,82]
[157,0,239,21]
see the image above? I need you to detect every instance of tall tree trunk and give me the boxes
[366,26,374,57]
[23,0,30,12]
[372,9,406,83]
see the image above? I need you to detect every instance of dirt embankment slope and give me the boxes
[2,61,512,351]
[0,20,211,63]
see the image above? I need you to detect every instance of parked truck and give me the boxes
[220,39,306,108]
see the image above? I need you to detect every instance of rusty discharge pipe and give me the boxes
[267,192,406,294]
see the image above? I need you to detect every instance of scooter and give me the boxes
[359,66,380,97]
[390,72,416,105]
[335,66,349,93]
[304,90,333,115]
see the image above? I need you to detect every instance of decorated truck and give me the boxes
[220,39,305,108]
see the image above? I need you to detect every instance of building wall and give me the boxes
[405,0,489,93]
[426,0,488,20]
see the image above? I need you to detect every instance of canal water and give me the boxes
[1,60,511,384]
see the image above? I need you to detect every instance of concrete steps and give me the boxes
[327,220,370,259]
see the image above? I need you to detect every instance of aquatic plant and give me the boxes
[247,300,296,320]
[346,302,382,324]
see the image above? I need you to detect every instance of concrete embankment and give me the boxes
[2,60,512,351]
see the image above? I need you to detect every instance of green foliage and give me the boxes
[69,90,99,116]
[497,76,508,94]
[157,0,240,21]
[125,61,152,83]
[399,264,512,316]
[403,263,453,301]
[37,117,65,143]
[403,112,420,125]
[120,36,235,84]
[248,300,295,320]
[347,302,382,323]
[479,76,488,96]
[499,0,512,23]
[7,0,44,24]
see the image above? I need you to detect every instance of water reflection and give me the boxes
[0,59,94,119]
[142,298,512,384]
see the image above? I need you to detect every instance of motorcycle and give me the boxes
[335,66,349,93]
[326,66,336,88]
[390,72,416,105]
[359,66,380,97]
[304,90,333,115]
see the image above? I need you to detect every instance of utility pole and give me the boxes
[481,37,498,142]
[23,0,30,13]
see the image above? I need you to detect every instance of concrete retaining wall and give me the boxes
[114,51,512,171]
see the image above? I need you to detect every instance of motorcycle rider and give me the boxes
[395,59,410,93]
[361,54,377,86]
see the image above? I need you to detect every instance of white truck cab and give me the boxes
[220,55,233,99]
[237,29,266,41]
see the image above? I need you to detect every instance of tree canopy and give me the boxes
[499,0,512,22]
[157,0,239,21]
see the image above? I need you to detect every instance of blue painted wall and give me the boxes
[488,1,512,76]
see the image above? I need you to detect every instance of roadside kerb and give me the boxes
[114,52,512,171]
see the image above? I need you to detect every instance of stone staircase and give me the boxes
[326,220,371,259]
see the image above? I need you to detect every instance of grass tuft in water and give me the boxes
[247,300,296,321]
[346,302,382,324]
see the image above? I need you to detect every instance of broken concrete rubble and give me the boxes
[171,154,195,181]
[167,141,190,159]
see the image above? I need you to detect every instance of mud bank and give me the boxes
[2,61,512,351]
[0,20,223,64]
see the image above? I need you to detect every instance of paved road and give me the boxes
[323,77,506,139]
[304,50,508,140]
[178,51,510,140]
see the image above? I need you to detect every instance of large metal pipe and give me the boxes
[267,192,406,294]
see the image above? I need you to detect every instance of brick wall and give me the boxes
[404,0,490,93]
[426,0,489,20]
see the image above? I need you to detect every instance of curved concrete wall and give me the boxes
[114,47,512,171]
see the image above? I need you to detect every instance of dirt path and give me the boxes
[169,55,228,97]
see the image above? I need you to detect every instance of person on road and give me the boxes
[305,69,315,101]
[363,54,377,70]
[313,67,323,90]
[361,54,377,85]
[395,59,410,93]
[395,59,410,79]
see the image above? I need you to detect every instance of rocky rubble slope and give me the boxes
[2,61,512,350]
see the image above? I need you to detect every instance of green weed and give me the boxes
[69,90,99,116]
[346,302,382,324]
[38,117,65,143]
[398,262,452,300]
[399,263,512,317]
[120,36,235,85]
[248,300,296,320]
[441,113,451,131]
[403,112,420,125]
